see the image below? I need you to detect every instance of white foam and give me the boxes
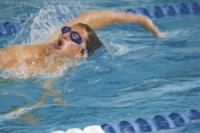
[106,41,153,58]
[106,43,129,56]
[0,56,82,79]
[30,3,83,43]
[163,30,189,41]
[83,125,105,133]
[51,131,65,133]
[66,128,84,133]
[5,103,42,118]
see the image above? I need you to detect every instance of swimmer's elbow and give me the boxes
[136,15,152,26]
[79,11,95,18]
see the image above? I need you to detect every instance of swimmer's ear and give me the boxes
[81,49,84,54]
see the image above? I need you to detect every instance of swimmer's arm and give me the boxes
[67,10,165,38]
[46,10,165,42]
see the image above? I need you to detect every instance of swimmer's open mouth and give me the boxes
[54,39,63,49]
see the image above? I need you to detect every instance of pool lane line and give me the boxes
[51,109,200,133]
[126,1,200,18]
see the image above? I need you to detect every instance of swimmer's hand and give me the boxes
[156,31,166,38]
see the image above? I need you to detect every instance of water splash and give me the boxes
[106,43,130,56]
[30,2,84,43]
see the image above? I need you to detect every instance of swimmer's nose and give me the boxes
[60,33,70,41]
[57,33,70,47]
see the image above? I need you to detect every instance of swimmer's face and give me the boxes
[55,25,88,58]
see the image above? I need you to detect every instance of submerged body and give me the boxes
[0,43,75,76]
[0,10,165,77]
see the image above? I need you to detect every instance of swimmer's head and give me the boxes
[55,23,103,58]
[78,23,103,56]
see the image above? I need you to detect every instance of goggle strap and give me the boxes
[83,47,88,58]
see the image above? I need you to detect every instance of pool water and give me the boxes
[0,0,200,133]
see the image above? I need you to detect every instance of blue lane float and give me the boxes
[52,109,200,133]
[101,109,200,133]
[0,20,25,37]
[126,1,200,18]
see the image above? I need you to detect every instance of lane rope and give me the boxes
[51,109,200,133]
[126,1,200,18]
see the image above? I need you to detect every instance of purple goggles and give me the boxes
[61,26,83,45]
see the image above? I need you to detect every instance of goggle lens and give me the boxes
[61,26,71,34]
[61,26,83,45]
[70,31,83,45]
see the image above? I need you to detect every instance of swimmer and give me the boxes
[0,10,165,76]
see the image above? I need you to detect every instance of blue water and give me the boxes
[0,0,200,133]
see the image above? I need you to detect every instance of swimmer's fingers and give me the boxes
[156,31,166,38]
